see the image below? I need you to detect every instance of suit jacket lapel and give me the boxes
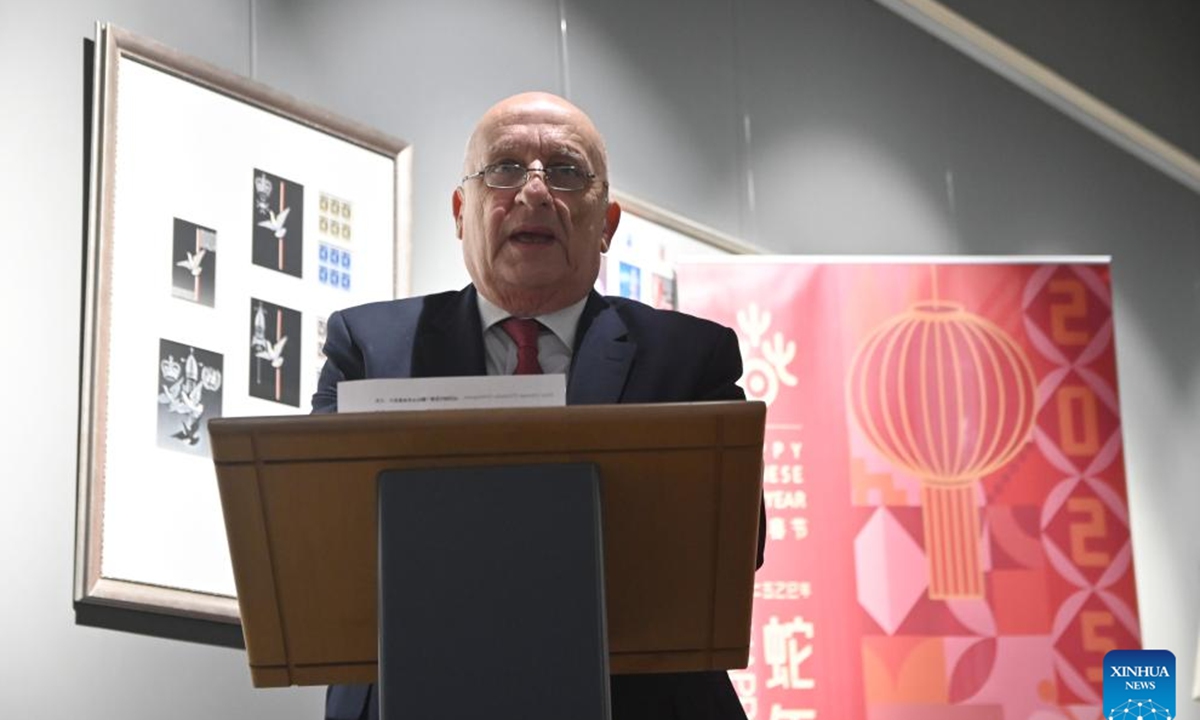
[568,292,635,405]
[411,286,487,378]
[410,287,632,402]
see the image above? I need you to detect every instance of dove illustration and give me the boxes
[175,248,207,277]
[158,378,187,414]
[255,336,288,368]
[180,381,205,417]
[257,207,291,239]
[172,417,202,445]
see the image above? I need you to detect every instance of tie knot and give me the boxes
[500,317,544,375]
[500,317,542,349]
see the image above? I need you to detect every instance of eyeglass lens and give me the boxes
[484,163,589,191]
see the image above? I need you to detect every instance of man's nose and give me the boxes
[517,162,552,205]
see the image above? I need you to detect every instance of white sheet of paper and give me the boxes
[337,374,567,413]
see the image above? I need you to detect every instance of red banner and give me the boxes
[677,260,1136,720]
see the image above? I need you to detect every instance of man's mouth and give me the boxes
[508,228,557,245]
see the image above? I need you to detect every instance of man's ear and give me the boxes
[451,187,465,239]
[601,201,621,253]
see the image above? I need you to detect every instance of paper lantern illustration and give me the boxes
[847,299,1036,599]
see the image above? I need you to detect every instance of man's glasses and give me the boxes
[462,162,598,192]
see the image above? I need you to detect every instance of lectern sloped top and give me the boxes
[209,400,765,688]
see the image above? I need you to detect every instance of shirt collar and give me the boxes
[476,292,588,351]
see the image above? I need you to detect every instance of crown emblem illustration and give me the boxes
[160,355,182,382]
[255,173,272,197]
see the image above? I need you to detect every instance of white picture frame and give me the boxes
[600,190,761,308]
[75,24,412,629]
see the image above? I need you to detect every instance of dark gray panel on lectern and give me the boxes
[378,463,610,720]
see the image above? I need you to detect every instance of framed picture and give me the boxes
[599,190,761,308]
[75,24,412,629]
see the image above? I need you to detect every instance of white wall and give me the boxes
[1,0,1196,717]
[0,2,322,717]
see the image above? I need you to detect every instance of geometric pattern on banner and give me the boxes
[674,260,1138,720]
[854,507,928,635]
[1021,265,1138,706]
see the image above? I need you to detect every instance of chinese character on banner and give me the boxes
[768,706,816,720]
[763,616,814,691]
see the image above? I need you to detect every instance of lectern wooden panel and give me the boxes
[209,401,765,687]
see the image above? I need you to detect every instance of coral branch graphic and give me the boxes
[762,332,798,386]
[737,303,772,348]
[736,303,798,406]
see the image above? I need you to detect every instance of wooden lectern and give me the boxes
[210,400,764,718]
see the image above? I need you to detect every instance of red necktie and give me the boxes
[500,317,543,375]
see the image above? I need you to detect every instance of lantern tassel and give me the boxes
[921,483,984,599]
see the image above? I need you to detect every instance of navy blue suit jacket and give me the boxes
[315,286,764,720]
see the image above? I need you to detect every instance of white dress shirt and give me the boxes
[475,293,588,376]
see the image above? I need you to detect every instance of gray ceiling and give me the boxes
[938,0,1200,158]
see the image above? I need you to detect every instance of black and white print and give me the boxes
[156,339,223,455]
[252,169,304,278]
[170,218,218,306]
[249,298,302,407]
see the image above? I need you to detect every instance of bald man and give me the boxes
[316,92,764,720]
